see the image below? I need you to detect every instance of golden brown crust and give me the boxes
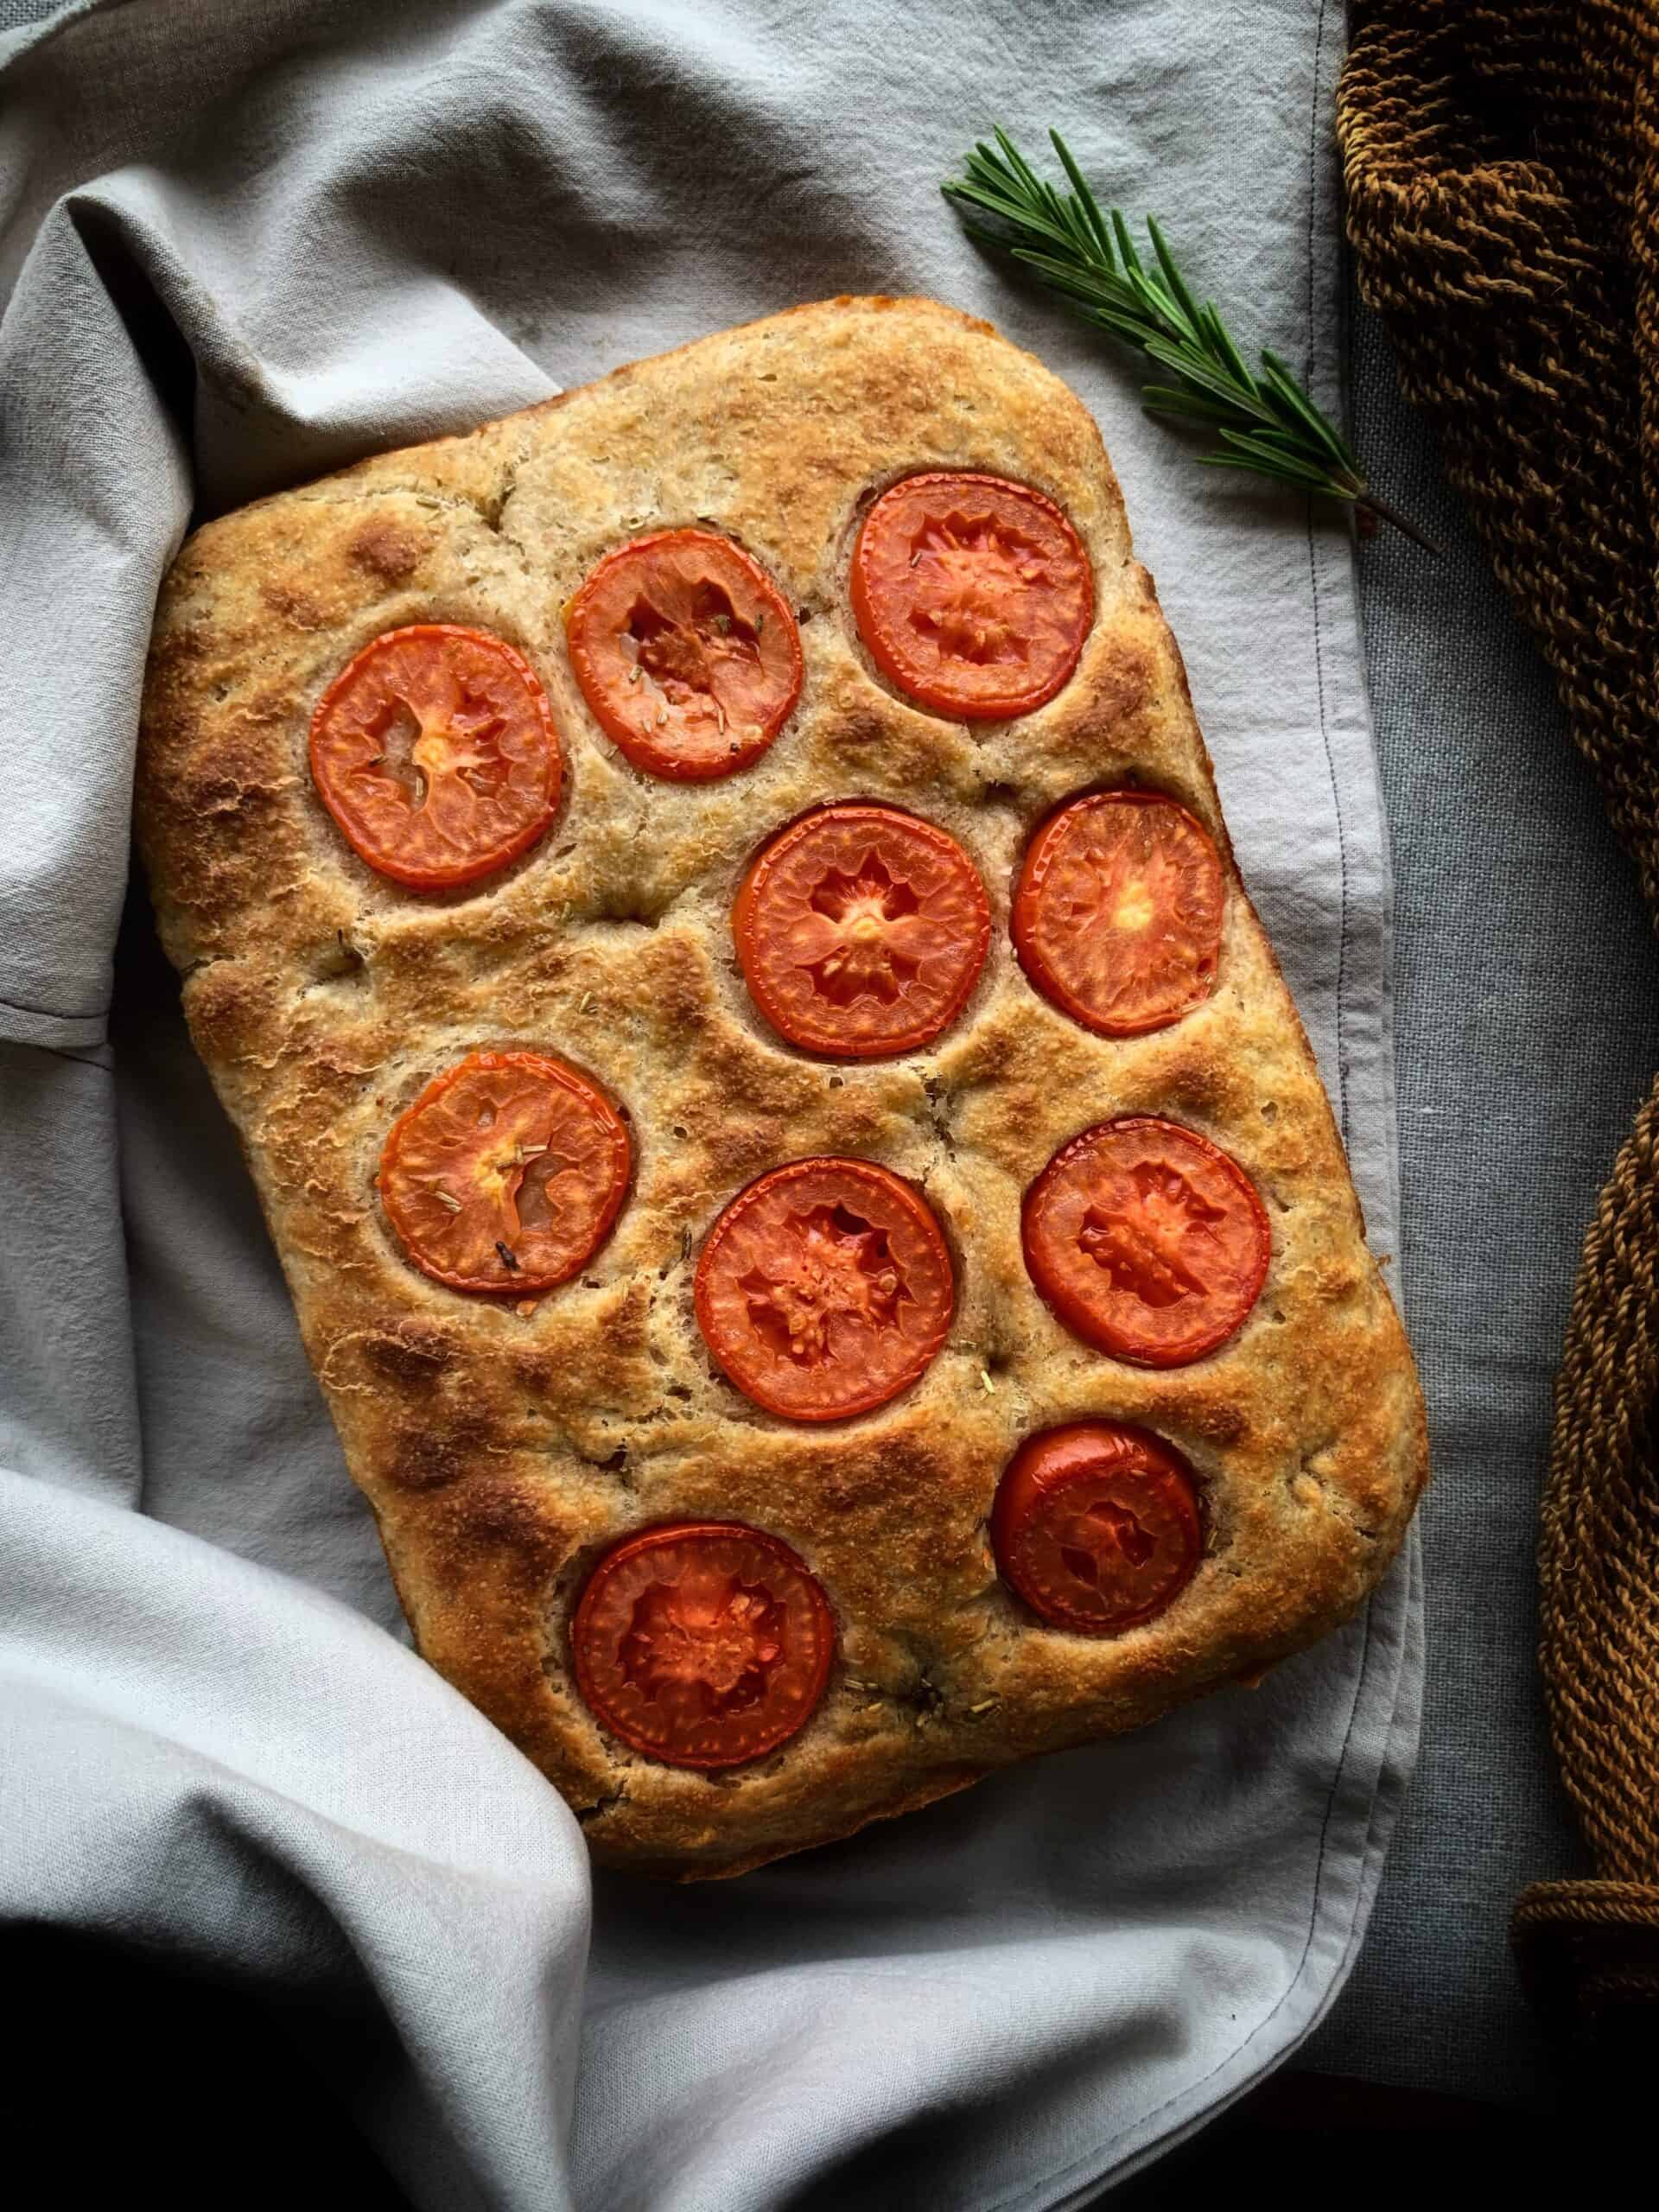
[136,296,1428,1877]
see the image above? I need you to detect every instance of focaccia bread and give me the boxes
[136,296,1427,1878]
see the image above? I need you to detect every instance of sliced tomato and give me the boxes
[734,803,990,1058]
[564,528,802,779]
[1022,1117,1269,1366]
[379,1049,630,1294]
[571,1521,835,1769]
[309,625,560,889]
[991,1422,1202,1634]
[850,472,1092,720]
[1014,791,1224,1035]
[695,1157,953,1421]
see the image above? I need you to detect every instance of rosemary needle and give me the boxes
[944,128,1436,554]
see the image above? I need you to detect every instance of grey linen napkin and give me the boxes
[0,3,1420,2206]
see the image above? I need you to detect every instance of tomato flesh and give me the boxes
[1023,1117,1269,1365]
[309,625,560,889]
[380,1049,630,1294]
[695,1157,953,1421]
[571,1521,834,1768]
[734,803,990,1058]
[1014,791,1224,1035]
[565,528,803,779]
[850,472,1092,719]
[992,1422,1202,1634]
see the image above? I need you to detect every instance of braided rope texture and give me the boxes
[1339,1,1659,2054]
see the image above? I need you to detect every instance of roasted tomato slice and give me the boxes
[571,1521,835,1769]
[850,471,1092,720]
[1014,791,1224,1036]
[564,528,803,780]
[695,1157,954,1421]
[992,1422,1202,1635]
[734,803,990,1058]
[309,625,560,889]
[379,1049,630,1294]
[1022,1117,1269,1365]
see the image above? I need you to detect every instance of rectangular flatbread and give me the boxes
[137,297,1427,1878]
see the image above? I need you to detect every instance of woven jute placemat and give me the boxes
[1339,1,1659,2061]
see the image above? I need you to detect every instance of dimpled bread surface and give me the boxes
[136,296,1427,1878]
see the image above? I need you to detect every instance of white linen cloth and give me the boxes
[0,3,1420,2205]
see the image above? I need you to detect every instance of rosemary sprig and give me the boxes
[944,128,1434,554]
